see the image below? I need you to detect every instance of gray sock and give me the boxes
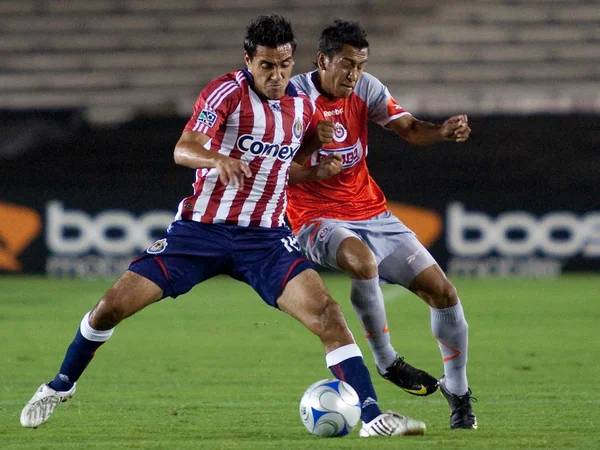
[430,300,469,395]
[351,277,397,371]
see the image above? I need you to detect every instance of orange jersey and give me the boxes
[286,71,410,233]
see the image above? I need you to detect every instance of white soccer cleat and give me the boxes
[20,383,76,428]
[359,411,426,437]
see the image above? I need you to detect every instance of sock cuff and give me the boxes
[430,300,465,323]
[326,343,363,367]
[80,311,114,342]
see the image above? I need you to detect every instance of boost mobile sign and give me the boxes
[446,203,600,276]
[45,201,173,277]
[448,203,600,257]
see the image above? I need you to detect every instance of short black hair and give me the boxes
[317,19,369,59]
[244,14,297,59]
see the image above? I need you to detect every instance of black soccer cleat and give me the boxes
[439,376,478,429]
[378,356,439,396]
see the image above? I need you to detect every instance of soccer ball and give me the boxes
[299,378,361,437]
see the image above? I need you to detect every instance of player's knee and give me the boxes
[312,298,348,339]
[90,291,128,329]
[431,281,458,309]
[344,258,378,280]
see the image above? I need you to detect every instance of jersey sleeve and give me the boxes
[356,72,411,127]
[183,76,241,137]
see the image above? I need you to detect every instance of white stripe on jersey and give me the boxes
[236,88,271,227]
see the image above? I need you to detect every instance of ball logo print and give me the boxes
[299,379,361,437]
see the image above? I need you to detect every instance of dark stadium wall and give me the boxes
[1,111,598,277]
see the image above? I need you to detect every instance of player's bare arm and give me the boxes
[388,114,470,145]
[174,130,252,188]
[289,153,343,185]
[293,120,335,165]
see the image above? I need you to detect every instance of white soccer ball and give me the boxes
[299,378,361,437]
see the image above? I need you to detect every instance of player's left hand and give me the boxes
[440,114,470,142]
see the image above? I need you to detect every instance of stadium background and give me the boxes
[1,2,599,448]
[1,0,598,278]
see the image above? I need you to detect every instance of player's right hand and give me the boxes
[316,153,343,180]
[316,120,335,145]
[215,157,252,189]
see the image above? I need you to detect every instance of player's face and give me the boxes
[245,44,295,100]
[318,44,368,98]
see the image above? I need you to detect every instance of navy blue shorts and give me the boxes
[128,220,315,308]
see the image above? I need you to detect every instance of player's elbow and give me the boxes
[173,145,188,167]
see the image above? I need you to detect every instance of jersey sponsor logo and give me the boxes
[0,202,42,272]
[147,238,168,254]
[196,108,217,128]
[323,108,344,117]
[316,144,360,169]
[293,117,303,139]
[332,123,348,142]
[237,135,299,161]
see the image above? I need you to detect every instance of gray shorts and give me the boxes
[295,211,437,287]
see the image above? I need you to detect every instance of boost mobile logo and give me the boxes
[0,202,42,272]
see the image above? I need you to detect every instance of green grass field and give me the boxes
[1,274,598,449]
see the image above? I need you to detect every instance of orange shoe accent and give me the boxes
[385,201,442,248]
[0,202,42,272]
[437,338,461,363]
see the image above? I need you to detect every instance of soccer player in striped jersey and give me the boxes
[287,20,477,429]
[20,14,426,438]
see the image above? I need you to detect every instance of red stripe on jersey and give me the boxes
[248,101,280,226]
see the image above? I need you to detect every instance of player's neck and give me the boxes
[311,71,339,101]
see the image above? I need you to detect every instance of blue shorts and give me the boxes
[128,220,314,308]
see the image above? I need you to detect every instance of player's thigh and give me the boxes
[377,234,436,288]
[277,268,332,320]
[90,270,163,328]
[296,220,363,271]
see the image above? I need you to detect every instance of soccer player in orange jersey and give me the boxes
[287,20,476,429]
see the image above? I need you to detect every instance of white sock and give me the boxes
[430,300,469,395]
[350,277,397,371]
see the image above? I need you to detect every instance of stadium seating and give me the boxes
[0,0,598,122]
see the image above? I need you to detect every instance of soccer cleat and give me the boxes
[359,411,426,437]
[378,356,438,396]
[20,383,76,428]
[439,376,477,429]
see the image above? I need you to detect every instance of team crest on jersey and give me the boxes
[147,238,168,254]
[196,108,217,128]
[333,123,348,142]
[293,117,303,139]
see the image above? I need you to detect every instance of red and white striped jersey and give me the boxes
[175,69,313,228]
